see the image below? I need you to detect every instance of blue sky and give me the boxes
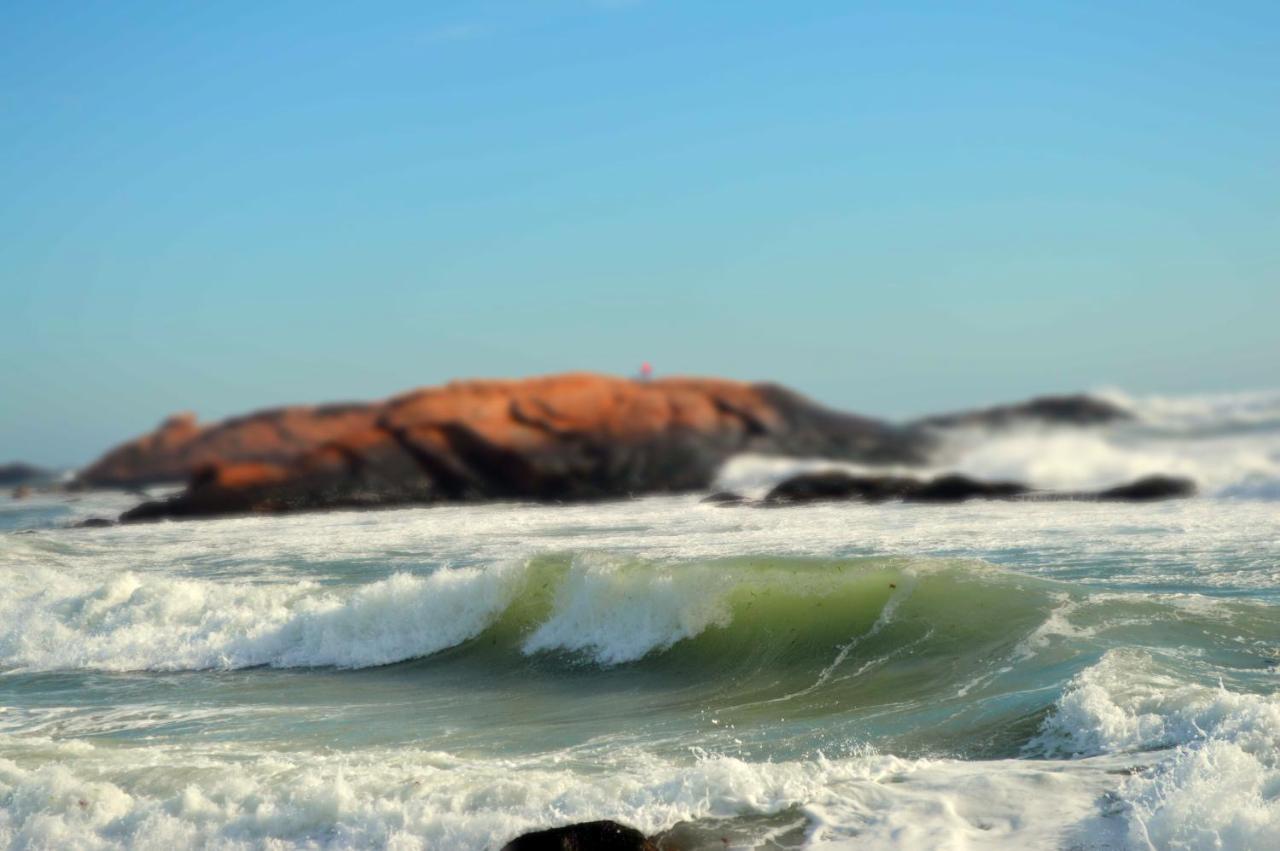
[2,1,1277,465]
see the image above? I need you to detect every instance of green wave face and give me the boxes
[402,553,1280,762]
[5,547,1273,765]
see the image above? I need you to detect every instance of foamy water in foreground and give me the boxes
[1,389,1278,849]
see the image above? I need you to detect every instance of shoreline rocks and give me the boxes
[115,374,933,522]
[67,376,1168,523]
[761,471,1195,506]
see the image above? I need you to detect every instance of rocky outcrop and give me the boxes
[762,471,1194,505]
[501,820,659,851]
[118,374,932,521]
[79,407,377,488]
[0,462,51,485]
[912,393,1130,430]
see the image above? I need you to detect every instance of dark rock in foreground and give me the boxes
[764,471,1194,505]
[501,820,658,851]
[119,374,931,522]
[912,393,1131,430]
[0,462,50,485]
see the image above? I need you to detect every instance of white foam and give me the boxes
[0,565,521,672]
[716,421,1280,497]
[0,553,919,671]
[1032,649,1280,849]
[1097,386,1280,431]
[714,385,1280,499]
[520,554,739,664]
[0,735,1130,850]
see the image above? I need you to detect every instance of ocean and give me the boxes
[2,389,1278,849]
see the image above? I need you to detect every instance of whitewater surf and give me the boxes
[1,389,1278,849]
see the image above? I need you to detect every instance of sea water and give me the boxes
[1,389,1278,849]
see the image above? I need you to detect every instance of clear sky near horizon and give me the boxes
[2,1,1277,466]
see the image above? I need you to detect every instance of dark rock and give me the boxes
[115,374,932,522]
[1094,475,1196,501]
[0,463,50,485]
[903,473,1029,503]
[701,491,747,504]
[501,820,658,851]
[765,472,1026,504]
[764,472,920,504]
[913,394,1130,430]
[75,518,115,528]
[763,470,1194,506]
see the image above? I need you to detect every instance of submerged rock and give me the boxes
[501,820,658,851]
[116,374,931,522]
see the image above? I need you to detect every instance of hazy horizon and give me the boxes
[4,0,1278,466]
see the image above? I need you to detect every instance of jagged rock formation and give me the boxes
[116,373,931,521]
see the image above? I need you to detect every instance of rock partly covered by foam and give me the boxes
[501,820,658,851]
[116,373,929,521]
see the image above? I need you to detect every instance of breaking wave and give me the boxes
[3,553,1273,681]
[0,645,1275,849]
[1030,648,1280,849]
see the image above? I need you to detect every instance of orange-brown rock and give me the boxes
[114,373,930,521]
[79,406,378,487]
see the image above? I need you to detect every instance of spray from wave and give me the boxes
[716,387,1280,498]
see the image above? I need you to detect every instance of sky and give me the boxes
[2,1,1277,466]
